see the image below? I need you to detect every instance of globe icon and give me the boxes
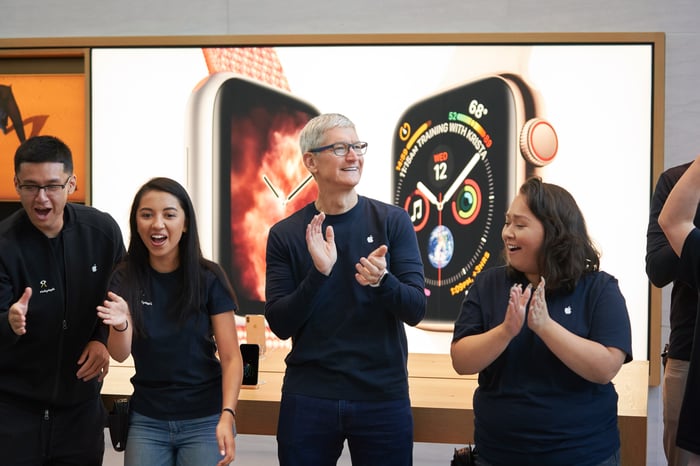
[427,225,454,269]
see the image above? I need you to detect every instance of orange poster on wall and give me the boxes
[0,74,86,201]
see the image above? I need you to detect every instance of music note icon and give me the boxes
[410,198,422,222]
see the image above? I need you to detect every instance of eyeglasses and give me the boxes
[308,141,368,157]
[17,177,72,196]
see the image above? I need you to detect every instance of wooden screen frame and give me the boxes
[0,33,665,385]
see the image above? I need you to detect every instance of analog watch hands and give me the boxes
[263,174,314,206]
[416,152,481,211]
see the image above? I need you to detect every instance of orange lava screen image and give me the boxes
[219,83,319,314]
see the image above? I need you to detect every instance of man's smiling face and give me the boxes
[14,162,75,238]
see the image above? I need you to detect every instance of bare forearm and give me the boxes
[212,312,243,410]
[660,154,700,255]
[220,352,243,411]
[536,321,625,384]
[451,325,513,375]
[106,320,132,362]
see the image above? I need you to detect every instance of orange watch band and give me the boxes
[202,47,290,91]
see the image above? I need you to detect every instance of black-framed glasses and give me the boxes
[17,176,72,196]
[308,141,368,157]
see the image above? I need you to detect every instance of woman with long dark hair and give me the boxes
[98,177,242,466]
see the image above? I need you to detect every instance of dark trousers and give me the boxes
[276,393,414,466]
[0,396,105,466]
[474,449,621,466]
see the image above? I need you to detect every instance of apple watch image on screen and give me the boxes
[186,72,320,315]
[392,74,558,329]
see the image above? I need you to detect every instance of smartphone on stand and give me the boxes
[240,343,260,388]
[246,314,266,355]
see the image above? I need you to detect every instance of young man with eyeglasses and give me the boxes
[0,135,125,465]
[265,113,426,465]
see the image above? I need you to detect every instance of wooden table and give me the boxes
[102,351,648,465]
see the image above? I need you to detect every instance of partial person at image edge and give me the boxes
[646,161,700,466]
[659,154,700,465]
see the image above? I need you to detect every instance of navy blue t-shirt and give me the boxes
[265,196,426,401]
[453,266,632,466]
[111,264,236,420]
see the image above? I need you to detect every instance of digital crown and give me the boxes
[520,117,558,167]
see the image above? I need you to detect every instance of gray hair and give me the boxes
[299,113,356,154]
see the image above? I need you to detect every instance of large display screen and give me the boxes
[90,41,656,357]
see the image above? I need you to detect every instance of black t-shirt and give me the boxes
[676,228,700,454]
[646,163,700,360]
[112,265,236,420]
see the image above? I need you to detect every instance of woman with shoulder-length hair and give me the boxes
[451,176,632,466]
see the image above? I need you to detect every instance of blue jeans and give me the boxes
[124,411,229,466]
[277,393,414,466]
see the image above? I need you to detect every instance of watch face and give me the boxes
[215,78,319,315]
[393,76,520,327]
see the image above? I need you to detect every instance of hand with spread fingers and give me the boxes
[96,291,130,329]
[528,277,552,333]
[306,212,337,276]
[504,283,530,338]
